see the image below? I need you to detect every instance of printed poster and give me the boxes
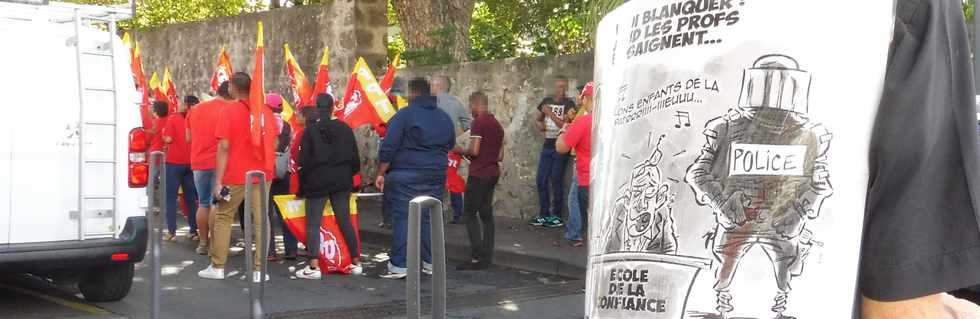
[586,1,895,318]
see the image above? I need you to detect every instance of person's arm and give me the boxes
[498,140,505,163]
[458,101,473,132]
[861,1,980,316]
[378,114,404,165]
[556,121,578,155]
[212,139,229,198]
[374,162,390,192]
[185,110,193,143]
[458,137,481,158]
[295,128,314,198]
[535,100,547,132]
[212,109,231,199]
[350,129,361,175]
[684,120,726,210]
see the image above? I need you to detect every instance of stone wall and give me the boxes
[392,54,596,219]
[133,4,594,219]
[135,0,389,99]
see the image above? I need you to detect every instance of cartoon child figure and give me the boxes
[685,54,833,319]
[604,136,679,254]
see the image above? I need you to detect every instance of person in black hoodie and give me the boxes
[294,94,362,279]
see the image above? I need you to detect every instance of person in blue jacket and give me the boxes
[374,77,456,279]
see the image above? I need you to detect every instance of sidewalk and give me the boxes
[356,198,588,279]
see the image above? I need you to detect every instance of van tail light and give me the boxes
[128,128,149,188]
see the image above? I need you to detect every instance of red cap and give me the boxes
[581,81,595,98]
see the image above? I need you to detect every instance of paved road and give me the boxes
[0,228,584,319]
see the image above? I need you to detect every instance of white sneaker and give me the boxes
[347,264,363,275]
[198,265,225,280]
[252,271,270,283]
[295,266,321,280]
[422,262,433,276]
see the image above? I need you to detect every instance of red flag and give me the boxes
[379,54,400,94]
[283,43,313,107]
[123,33,152,128]
[249,22,277,176]
[338,58,396,130]
[312,47,331,98]
[210,48,234,93]
[338,73,379,129]
[163,67,179,113]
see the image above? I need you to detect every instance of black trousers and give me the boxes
[464,175,499,263]
[306,191,358,262]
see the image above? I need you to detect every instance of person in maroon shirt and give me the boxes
[455,91,505,271]
[161,96,199,242]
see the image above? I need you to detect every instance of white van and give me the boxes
[0,1,148,302]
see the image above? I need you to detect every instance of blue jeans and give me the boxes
[450,192,464,221]
[166,164,198,234]
[386,170,445,273]
[193,170,215,208]
[565,171,582,241]
[536,139,568,218]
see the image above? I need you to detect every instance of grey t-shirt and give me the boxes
[859,0,980,304]
[437,93,472,133]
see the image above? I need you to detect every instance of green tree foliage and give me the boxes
[466,0,623,61]
[64,0,263,30]
[966,0,975,22]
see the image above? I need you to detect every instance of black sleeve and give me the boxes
[296,128,314,197]
[349,128,361,175]
[859,0,980,302]
[537,97,549,112]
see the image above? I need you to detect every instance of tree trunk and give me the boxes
[270,0,281,9]
[393,0,474,63]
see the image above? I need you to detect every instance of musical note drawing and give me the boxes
[674,111,692,128]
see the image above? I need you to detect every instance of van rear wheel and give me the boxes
[78,262,134,302]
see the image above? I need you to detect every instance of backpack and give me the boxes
[275,123,292,180]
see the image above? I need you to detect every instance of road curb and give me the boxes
[359,228,586,279]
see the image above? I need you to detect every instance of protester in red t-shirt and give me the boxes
[161,96,200,242]
[557,82,593,247]
[185,81,233,255]
[198,72,277,282]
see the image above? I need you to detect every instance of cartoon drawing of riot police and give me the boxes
[604,136,679,254]
[685,54,833,319]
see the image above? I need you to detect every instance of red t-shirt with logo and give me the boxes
[149,117,166,152]
[562,114,591,186]
[162,114,191,165]
[215,101,275,185]
[187,98,229,170]
[446,151,466,193]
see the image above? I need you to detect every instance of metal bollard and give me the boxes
[146,151,165,319]
[407,196,447,319]
[243,171,269,319]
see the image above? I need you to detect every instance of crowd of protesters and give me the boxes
[144,69,594,282]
